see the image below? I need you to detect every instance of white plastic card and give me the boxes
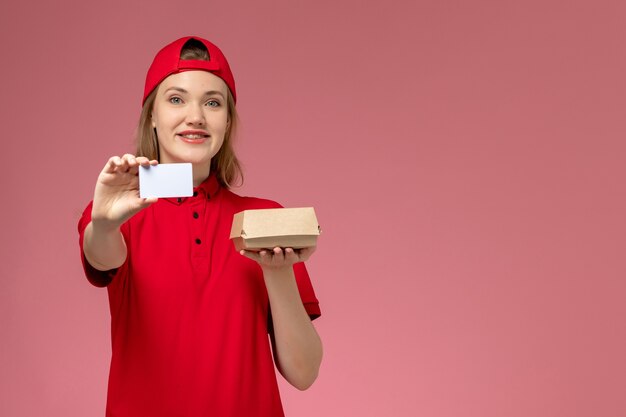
[139,163,193,198]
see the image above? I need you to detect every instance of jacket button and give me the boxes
[195,238,201,245]
[193,212,199,219]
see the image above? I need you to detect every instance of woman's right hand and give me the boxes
[91,154,158,230]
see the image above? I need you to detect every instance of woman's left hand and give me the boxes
[240,247,316,271]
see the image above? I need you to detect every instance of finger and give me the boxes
[128,157,145,175]
[272,247,286,265]
[128,165,139,176]
[115,154,134,172]
[115,157,132,173]
[259,249,276,265]
[104,156,122,173]
[136,157,157,167]
[273,246,284,257]
[135,156,150,165]
[134,157,155,176]
[127,157,139,168]
[284,247,299,264]
[123,154,138,171]
[240,249,260,262]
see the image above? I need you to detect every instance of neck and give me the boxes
[193,163,211,187]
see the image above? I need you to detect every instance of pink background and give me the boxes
[1,0,625,416]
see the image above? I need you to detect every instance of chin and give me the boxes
[160,145,218,166]
[171,149,210,162]
[186,154,216,167]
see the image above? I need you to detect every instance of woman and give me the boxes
[78,36,322,417]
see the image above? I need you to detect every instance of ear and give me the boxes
[151,113,156,128]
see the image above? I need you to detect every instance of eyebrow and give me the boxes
[164,87,225,98]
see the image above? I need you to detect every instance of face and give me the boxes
[151,71,230,168]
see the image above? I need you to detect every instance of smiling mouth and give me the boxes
[178,133,209,139]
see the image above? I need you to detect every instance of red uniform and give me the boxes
[78,174,321,417]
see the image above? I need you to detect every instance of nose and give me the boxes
[185,104,206,126]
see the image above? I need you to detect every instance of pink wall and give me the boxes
[2,0,625,416]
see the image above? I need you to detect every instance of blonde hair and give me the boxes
[135,41,243,188]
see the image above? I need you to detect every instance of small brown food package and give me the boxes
[230,207,321,251]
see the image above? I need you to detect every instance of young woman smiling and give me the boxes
[79,36,322,417]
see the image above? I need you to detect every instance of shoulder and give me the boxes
[220,188,283,211]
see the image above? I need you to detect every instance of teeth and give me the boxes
[181,134,205,139]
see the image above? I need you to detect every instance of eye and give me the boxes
[206,99,221,107]
[169,96,183,104]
